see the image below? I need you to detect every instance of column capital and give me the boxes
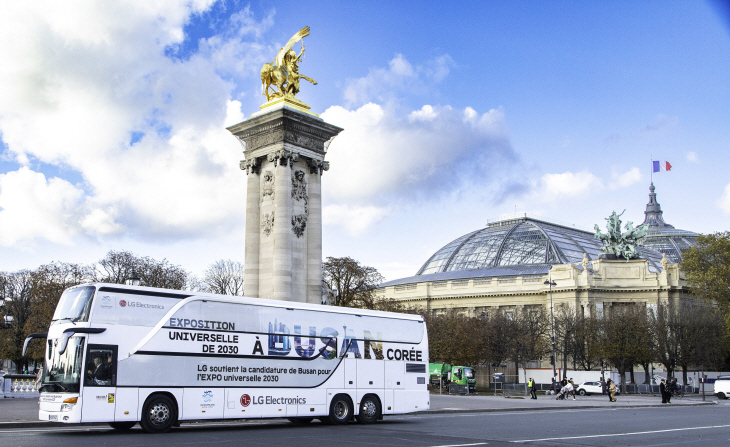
[307,158,330,175]
[240,157,261,175]
[268,149,299,167]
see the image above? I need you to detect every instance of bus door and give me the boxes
[81,344,117,422]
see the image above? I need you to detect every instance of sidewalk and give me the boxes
[425,392,717,414]
[0,392,717,429]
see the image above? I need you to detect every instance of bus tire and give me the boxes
[140,394,177,434]
[287,417,314,425]
[327,394,353,425]
[108,421,136,430]
[356,395,380,424]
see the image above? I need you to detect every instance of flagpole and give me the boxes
[650,154,653,184]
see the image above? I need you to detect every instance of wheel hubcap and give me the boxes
[362,400,376,418]
[149,403,170,425]
[334,401,349,419]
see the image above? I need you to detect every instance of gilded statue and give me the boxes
[594,210,649,261]
[261,27,318,102]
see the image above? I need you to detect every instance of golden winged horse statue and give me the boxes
[261,27,318,102]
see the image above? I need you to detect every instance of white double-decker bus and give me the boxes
[24,284,429,433]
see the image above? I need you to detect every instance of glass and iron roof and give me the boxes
[380,215,667,287]
[415,216,663,277]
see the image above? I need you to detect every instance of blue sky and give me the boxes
[0,1,729,282]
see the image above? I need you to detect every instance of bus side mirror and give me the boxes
[22,333,48,357]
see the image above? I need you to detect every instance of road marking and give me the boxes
[511,424,730,443]
[429,443,489,447]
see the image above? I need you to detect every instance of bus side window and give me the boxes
[85,345,117,387]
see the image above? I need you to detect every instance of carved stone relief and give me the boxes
[291,169,308,238]
[261,171,275,202]
[291,214,307,238]
[291,170,308,203]
[261,212,274,236]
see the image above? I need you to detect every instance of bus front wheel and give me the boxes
[327,394,353,425]
[108,421,136,430]
[140,394,177,433]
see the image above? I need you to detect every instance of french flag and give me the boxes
[652,161,672,172]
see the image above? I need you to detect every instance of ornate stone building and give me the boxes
[227,103,342,304]
[378,184,695,315]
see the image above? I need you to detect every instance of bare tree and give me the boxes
[93,250,187,290]
[0,270,35,372]
[322,257,384,308]
[201,260,245,296]
[601,304,652,393]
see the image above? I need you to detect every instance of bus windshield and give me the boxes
[52,286,95,324]
[42,336,85,393]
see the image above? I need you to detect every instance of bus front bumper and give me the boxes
[39,400,82,423]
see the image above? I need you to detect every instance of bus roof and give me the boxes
[81,283,424,322]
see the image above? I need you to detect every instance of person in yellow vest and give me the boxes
[528,378,537,399]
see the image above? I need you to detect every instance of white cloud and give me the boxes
[0,2,270,246]
[343,54,455,106]
[610,167,642,189]
[719,183,730,214]
[686,151,698,163]
[536,171,604,201]
[321,102,513,202]
[0,167,84,246]
[323,204,388,236]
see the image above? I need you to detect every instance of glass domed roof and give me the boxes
[417,216,664,276]
[638,183,698,263]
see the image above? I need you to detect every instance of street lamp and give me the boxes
[544,279,557,383]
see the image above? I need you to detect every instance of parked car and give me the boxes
[577,381,620,396]
[713,375,730,399]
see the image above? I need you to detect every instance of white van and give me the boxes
[713,375,730,399]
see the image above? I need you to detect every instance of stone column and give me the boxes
[306,159,327,304]
[241,158,261,297]
[227,103,342,303]
[272,151,295,301]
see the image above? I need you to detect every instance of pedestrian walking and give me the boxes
[569,378,576,400]
[528,378,537,399]
[609,379,617,402]
[660,379,667,403]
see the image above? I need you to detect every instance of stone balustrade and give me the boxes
[1,374,41,398]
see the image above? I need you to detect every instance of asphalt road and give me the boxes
[2,404,729,447]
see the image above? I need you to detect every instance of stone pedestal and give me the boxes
[227,102,342,303]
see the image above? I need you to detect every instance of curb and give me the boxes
[0,402,716,430]
[421,401,717,415]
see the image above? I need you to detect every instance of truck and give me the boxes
[429,362,452,388]
[428,362,476,394]
[23,283,430,433]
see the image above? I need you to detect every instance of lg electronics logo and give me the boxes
[240,394,251,407]
[119,300,127,307]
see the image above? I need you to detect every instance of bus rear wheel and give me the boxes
[140,394,177,434]
[356,395,380,424]
[108,421,136,430]
[327,394,353,425]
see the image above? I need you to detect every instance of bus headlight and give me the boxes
[60,403,75,412]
